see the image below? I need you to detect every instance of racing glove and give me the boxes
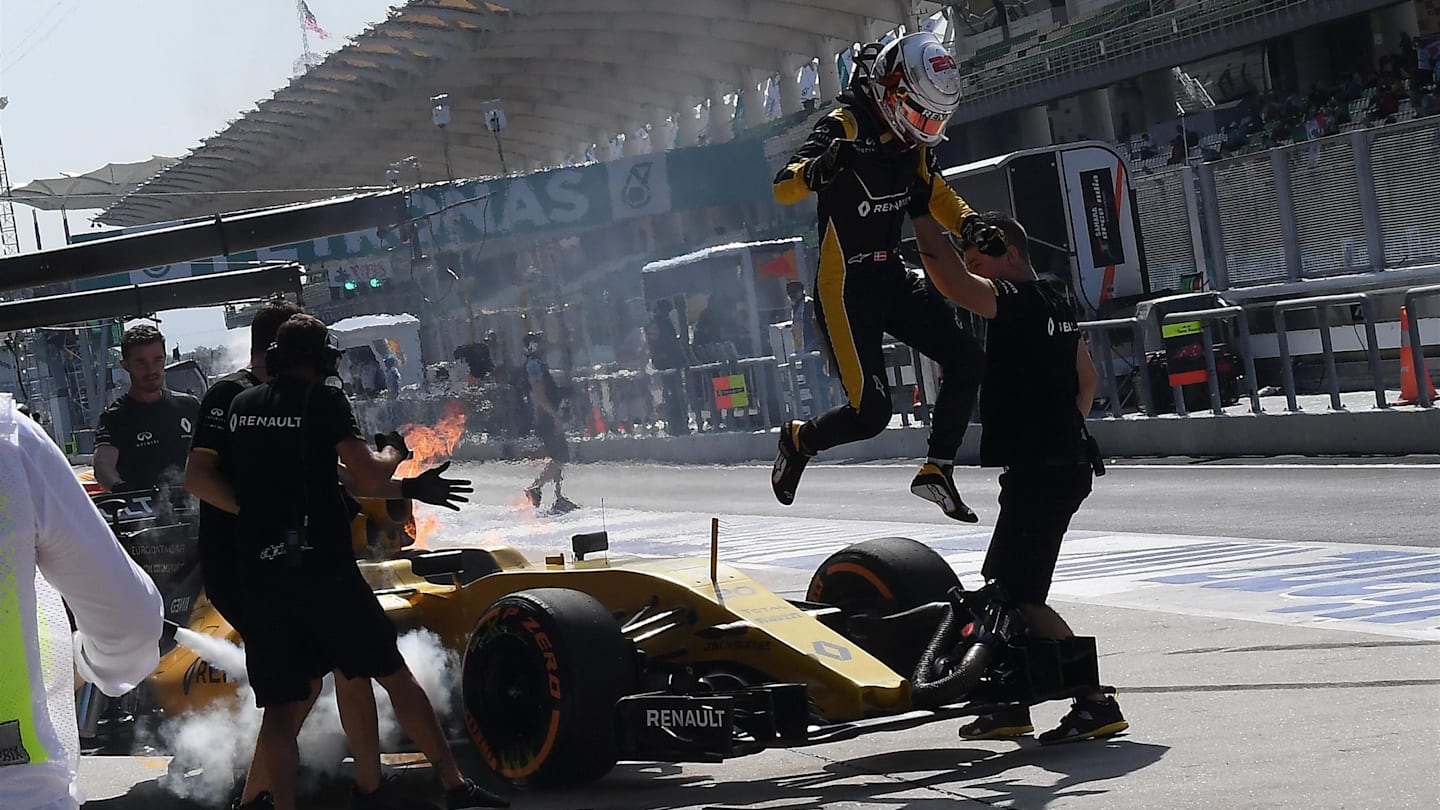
[804,138,875,191]
[374,430,413,461]
[907,177,935,220]
[961,216,1009,257]
[400,461,473,511]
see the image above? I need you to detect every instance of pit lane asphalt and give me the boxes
[80,458,1440,809]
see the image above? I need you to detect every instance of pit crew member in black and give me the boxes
[93,324,200,492]
[195,314,505,810]
[186,299,470,641]
[771,30,984,522]
[913,211,1129,745]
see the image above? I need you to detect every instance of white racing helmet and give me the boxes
[861,31,962,146]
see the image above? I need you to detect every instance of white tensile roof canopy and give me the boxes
[98,0,948,227]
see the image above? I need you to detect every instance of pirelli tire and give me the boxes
[461,588,637,787]
[805,536,960,676]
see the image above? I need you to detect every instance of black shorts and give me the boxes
[241,561,405,708]
[199,533,246,635]
[537,416,569,463]
[981,464,1092,605]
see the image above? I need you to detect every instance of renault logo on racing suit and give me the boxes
[857,198,905,217]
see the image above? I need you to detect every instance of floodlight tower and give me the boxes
[0,97,21,256]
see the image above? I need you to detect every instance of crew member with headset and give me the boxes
[93,324,200,493]
[184,299,474,810]
[912,210,1129,745]
[770,30,990,522]
[188,314,506,810]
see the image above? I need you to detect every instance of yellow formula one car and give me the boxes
[90,493,1110,790]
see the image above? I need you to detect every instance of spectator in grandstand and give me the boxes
[1137,131,1157,160]
[1419,89,1437,118]
[1222,122,1248,154]
[1168,126,1188,165]
[1377,84,1401,120]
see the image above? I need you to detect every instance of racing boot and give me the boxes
[957,706,1034,740]
[523,485,542,509]
[772,420,814,506]
[445,777,511,809]
[911,462,977,522]
[1037,696,1128,745]
[551,496,580,514]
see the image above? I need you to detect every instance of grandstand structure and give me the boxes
[80,0,1436,352]
[97,0,1421,229]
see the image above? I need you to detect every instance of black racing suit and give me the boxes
[773,93,984,461]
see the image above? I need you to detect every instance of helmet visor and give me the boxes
[900,93,949,139]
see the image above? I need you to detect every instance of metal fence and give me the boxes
[1140,114,1440,290]
[356,278,1434,454]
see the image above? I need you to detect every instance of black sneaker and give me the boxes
[523,485,541,508]
[911,462,977,522]
[958,706,1034,740]
[1037,696,1129,745]
[445,778,510,809]
[771,420,813,505]
[551,496,580,514]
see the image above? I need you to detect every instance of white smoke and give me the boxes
[156,627,462,806]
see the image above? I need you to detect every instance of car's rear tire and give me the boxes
[806,536,960,676]
[461,588,636,787]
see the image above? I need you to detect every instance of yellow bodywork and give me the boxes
[143,543,913,725]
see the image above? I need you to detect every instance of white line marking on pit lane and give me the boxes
[442,505,1440,640]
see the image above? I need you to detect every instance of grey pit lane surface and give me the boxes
[78,460,1440,808]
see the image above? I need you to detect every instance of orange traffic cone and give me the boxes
[1398,305,1437,405]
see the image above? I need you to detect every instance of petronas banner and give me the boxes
[73,139,773,292]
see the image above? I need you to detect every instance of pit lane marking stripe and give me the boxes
[448,505,1440,640]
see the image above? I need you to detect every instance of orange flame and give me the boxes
[400,401,466,547]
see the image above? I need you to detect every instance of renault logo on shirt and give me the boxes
[180,417,192,434]
[229,414,304,431]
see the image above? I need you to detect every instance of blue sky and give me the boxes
[0,0,397,351]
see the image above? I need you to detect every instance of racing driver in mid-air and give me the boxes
[771,30,1004,522]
